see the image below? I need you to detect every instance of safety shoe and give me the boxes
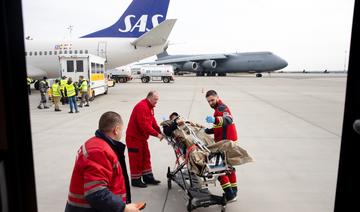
[44,106,49,109]
[37,106,43,109]
[75,110,80,113]
[224,187,237,203]
[85,104,90,107]
[68,111,74,113]
[143,174,161,185]
[55,109,62,112]
[131,179,147,188]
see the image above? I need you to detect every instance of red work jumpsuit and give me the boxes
[66,136,127,210]
[126,99,161,179]
[212,99,238,191]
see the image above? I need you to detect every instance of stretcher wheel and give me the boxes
[167,178,172,189]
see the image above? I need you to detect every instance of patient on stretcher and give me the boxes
[161,112,253,176]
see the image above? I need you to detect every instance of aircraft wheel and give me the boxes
[256,73,263,77]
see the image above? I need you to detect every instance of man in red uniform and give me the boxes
[65,111,141,212]
[126,91,164,188]
[205,90,238,202]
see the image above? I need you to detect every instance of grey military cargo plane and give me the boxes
[149,48,288,77]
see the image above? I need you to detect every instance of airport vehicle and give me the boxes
[144,46,288,77]
[108,66,133,83]
[25,0,176,80]
[136,65,174,83]
[58,54,108,98]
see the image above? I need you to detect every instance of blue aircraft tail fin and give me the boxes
[81,0,170,38]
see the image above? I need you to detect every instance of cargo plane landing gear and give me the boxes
[256,73,263,77]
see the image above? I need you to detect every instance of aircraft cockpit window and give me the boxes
[69,50,72,54]
[25,52,27,56]
[64,50,67,54]
[34,51,37,56]
[74,50,78,54]
[59,50,62,54]
[44,51,47,55]
[29,52,32,56]
[54,51,57,55]
[85,50,88,54]
[79,50,83,54]
[39,51,42,56]
[49,51,52,55]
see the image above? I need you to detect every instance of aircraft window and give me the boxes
[34,51,37,56]
[39,51,42,56]
[29,52,32,56]
[44,51,47,55]
[25,52,27,56]
[67,60,74,72]
[85,50,88,54]
[91,62,96,73]
[64,50,67,54]
[79,50,83,54]
[69,50,72,54]
[74,50,78,54]
[49,51,52,55]
[59,50,62,54]
[100,64,104,73]
[76,60,84,72]
[54,51,57,55]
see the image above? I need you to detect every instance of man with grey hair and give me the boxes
[126,90,164,188]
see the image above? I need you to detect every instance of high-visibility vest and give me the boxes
[65,83,76,97]
[51,83,61,97]
[27,77,32,85]
[79,80,88,92]
[60,79,67,91]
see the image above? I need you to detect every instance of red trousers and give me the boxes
[126,136,152,179]
[219,169,237,190]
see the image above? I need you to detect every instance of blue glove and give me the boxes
[205,116,215,123]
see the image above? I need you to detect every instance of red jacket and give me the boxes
[126,99,161,140]
[67,136,127,209]
[213,99,238,142]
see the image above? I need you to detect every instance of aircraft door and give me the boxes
[97,41,107,60]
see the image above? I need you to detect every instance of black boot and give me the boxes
[224,187,237,203]
[131,178,147,188]
[143,173,161,185]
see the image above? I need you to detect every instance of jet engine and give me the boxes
[182,62,199,71]
[201,60,217,69]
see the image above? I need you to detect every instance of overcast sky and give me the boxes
[22,0,355,71]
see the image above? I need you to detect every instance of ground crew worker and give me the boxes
[60,75,68,105]
[51,79,62,112]
[37,76,49,109]
[126,91,163,188]
[78,75,90,107]
[205,90,238,202]
[65,111,142,212]
[27,77,32,95]
[64,77,79,113]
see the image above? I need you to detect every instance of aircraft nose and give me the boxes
[277,57,288,69]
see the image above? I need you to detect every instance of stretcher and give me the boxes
[164,123,232,212]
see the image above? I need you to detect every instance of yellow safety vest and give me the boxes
[60,79,67,91]
[80,80,88,92]
[27,77,32,85]
[51,83,61,97]
[65,83,76,97]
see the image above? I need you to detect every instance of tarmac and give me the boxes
[28,73,346,212]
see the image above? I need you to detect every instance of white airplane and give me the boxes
[25,0,176,80]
